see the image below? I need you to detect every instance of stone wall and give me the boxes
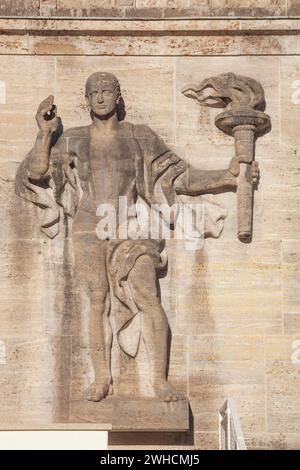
[0,17,299,450]
[1,0,300,18]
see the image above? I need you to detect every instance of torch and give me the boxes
[182,73,271,242]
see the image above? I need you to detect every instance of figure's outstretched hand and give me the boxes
[36,95,60,134]
[228,156,240,177]
[228,158,260,186]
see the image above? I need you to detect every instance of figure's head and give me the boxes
[85,72,125,121]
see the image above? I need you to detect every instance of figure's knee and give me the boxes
[130,254,157,284]
[137,295,162,313]
[75,262,108,305]
[78,280,109,318]
[73,235,108,296]
[129,255,161,312]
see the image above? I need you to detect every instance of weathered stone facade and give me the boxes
[0,6,300,450]
[1,0,299,18]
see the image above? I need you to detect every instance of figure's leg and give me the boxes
[128,254,183,402]
[73,235,112,402]
[85,288,112,402]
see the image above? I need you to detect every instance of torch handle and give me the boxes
[233,125,255,242]
[237,163,253,242]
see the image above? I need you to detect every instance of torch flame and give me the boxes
[182,72,266,112]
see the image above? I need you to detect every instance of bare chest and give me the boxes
[84,132,139,205]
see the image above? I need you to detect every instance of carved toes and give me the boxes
[154,381,185,403]
[84,380,111,402]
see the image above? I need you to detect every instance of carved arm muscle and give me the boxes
[26,95,60,180]
[174,166,237,196]
[27,131,52,179]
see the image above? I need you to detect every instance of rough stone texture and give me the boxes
[288,0,300,16]
[0,18,292,56]
[70,396,189,431]
[0,0,39,16]
[40,0,57,16]
[0,18,300,449]
[0,0,293,17]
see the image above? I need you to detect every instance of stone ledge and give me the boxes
[0,18,299,34]
[0,423,112,430]
[0,18,298,56]
[70,396,190,432]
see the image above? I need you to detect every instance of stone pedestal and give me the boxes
[70,396,189,432]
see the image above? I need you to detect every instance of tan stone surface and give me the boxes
[188,334,266,434]
[59,0,113,9]
[40,0,57,16]
[0,162,42,239]
[211,0,286,16]
[175,239,282,335]
[0,18,299,56]
[280,57,300,148]
[0,0,39,16]
[26,33,299,57]
[112,396,189,431]
[191,384,266,434]
[265,336,300,434]
[245,432,288,450]
[0,0,293,17]
[0,423,112,430]
[285,433,300,450]
[1,18,298,33]
[0,336,65,425]
[57,0,123,17]
[70,395,189,431]
[0,35,28,55]
[282,240,300,314]
[266,361,300,433]
[0,56,56,162]
[246,432,300,450]
[0,240,45,334]
[284,314,300,335]
[288,0,300,15]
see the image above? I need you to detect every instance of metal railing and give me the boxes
[219,399,246,450]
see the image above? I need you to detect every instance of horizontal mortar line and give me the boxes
[0,54,298,57]
[0,30,299,36]
[0,333,282,337]
[0,16,299,21]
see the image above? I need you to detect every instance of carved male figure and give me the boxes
[16,72,259,403]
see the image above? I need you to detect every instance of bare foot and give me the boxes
[84,377,111,402]
[154,380,185,402]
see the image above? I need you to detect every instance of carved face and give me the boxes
[85,73,120,119]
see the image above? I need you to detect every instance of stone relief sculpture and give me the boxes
[15,72,266,411]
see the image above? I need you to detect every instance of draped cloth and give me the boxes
[15,123,227,357]
[15,148,81,239]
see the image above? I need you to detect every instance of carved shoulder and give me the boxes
[61,126,90,138]
[132,124,170,159]
[132,123,159,141]
[51,126,90,162]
